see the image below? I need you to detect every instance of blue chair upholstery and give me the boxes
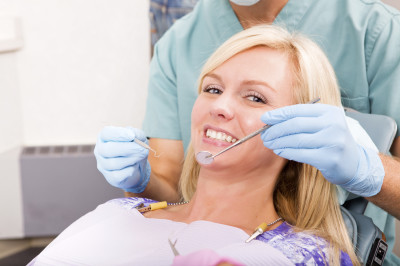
[345,109,397,155]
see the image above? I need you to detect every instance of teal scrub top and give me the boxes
[143,0,400,264]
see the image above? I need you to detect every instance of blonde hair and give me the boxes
[179,25,359,265]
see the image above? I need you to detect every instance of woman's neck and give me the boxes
[230,0,289,29]
[176,167,281,234]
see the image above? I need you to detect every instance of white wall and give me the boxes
[0,0,150,147]
[0,14,25,240]
[0,0,150,249]
[0,15,24,153]
[0,52,23,153]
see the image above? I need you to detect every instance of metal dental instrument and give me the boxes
[196,97,321,165]
[133,138,161,158]
[196,124,271,165]
[168,238,180,256]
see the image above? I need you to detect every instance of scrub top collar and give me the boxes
[204,0,243,43]
[206,0,313,39]
[274,0,313,30]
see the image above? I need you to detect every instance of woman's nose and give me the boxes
[209,95,234,120]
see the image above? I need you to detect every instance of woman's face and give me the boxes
[191,46,295,172]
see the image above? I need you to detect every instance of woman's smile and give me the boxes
[202,125,239,147]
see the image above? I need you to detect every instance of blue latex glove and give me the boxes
[94,126,151,193]
[260,104,384,197]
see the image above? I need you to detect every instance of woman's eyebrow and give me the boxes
[204,73,277,93]
[243,80,277,93]
[204,73,222,82]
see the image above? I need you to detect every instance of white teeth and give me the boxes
[206,129,236,143]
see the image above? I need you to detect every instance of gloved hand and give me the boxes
[260,103,384,197]
[94,126,151,193]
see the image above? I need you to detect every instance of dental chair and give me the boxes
[341,109,397,265]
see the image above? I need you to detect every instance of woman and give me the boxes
[32,25,358,265]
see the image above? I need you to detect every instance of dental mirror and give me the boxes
[195,97,320,165]
[195,151,215,165]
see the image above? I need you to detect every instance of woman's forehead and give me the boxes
[204,47,294,89]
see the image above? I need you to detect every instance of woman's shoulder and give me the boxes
[258,222,349,265]
[105,197,158,211]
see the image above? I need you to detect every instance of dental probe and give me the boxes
[196,97,320,165]
[133,138,161,157]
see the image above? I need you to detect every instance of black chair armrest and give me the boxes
[341,206,388,265]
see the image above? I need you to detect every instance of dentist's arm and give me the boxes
[366,140,400,219]
[390,137,400,157]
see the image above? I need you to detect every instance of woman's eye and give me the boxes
[203,86,222,94]
[245,93,267,104]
